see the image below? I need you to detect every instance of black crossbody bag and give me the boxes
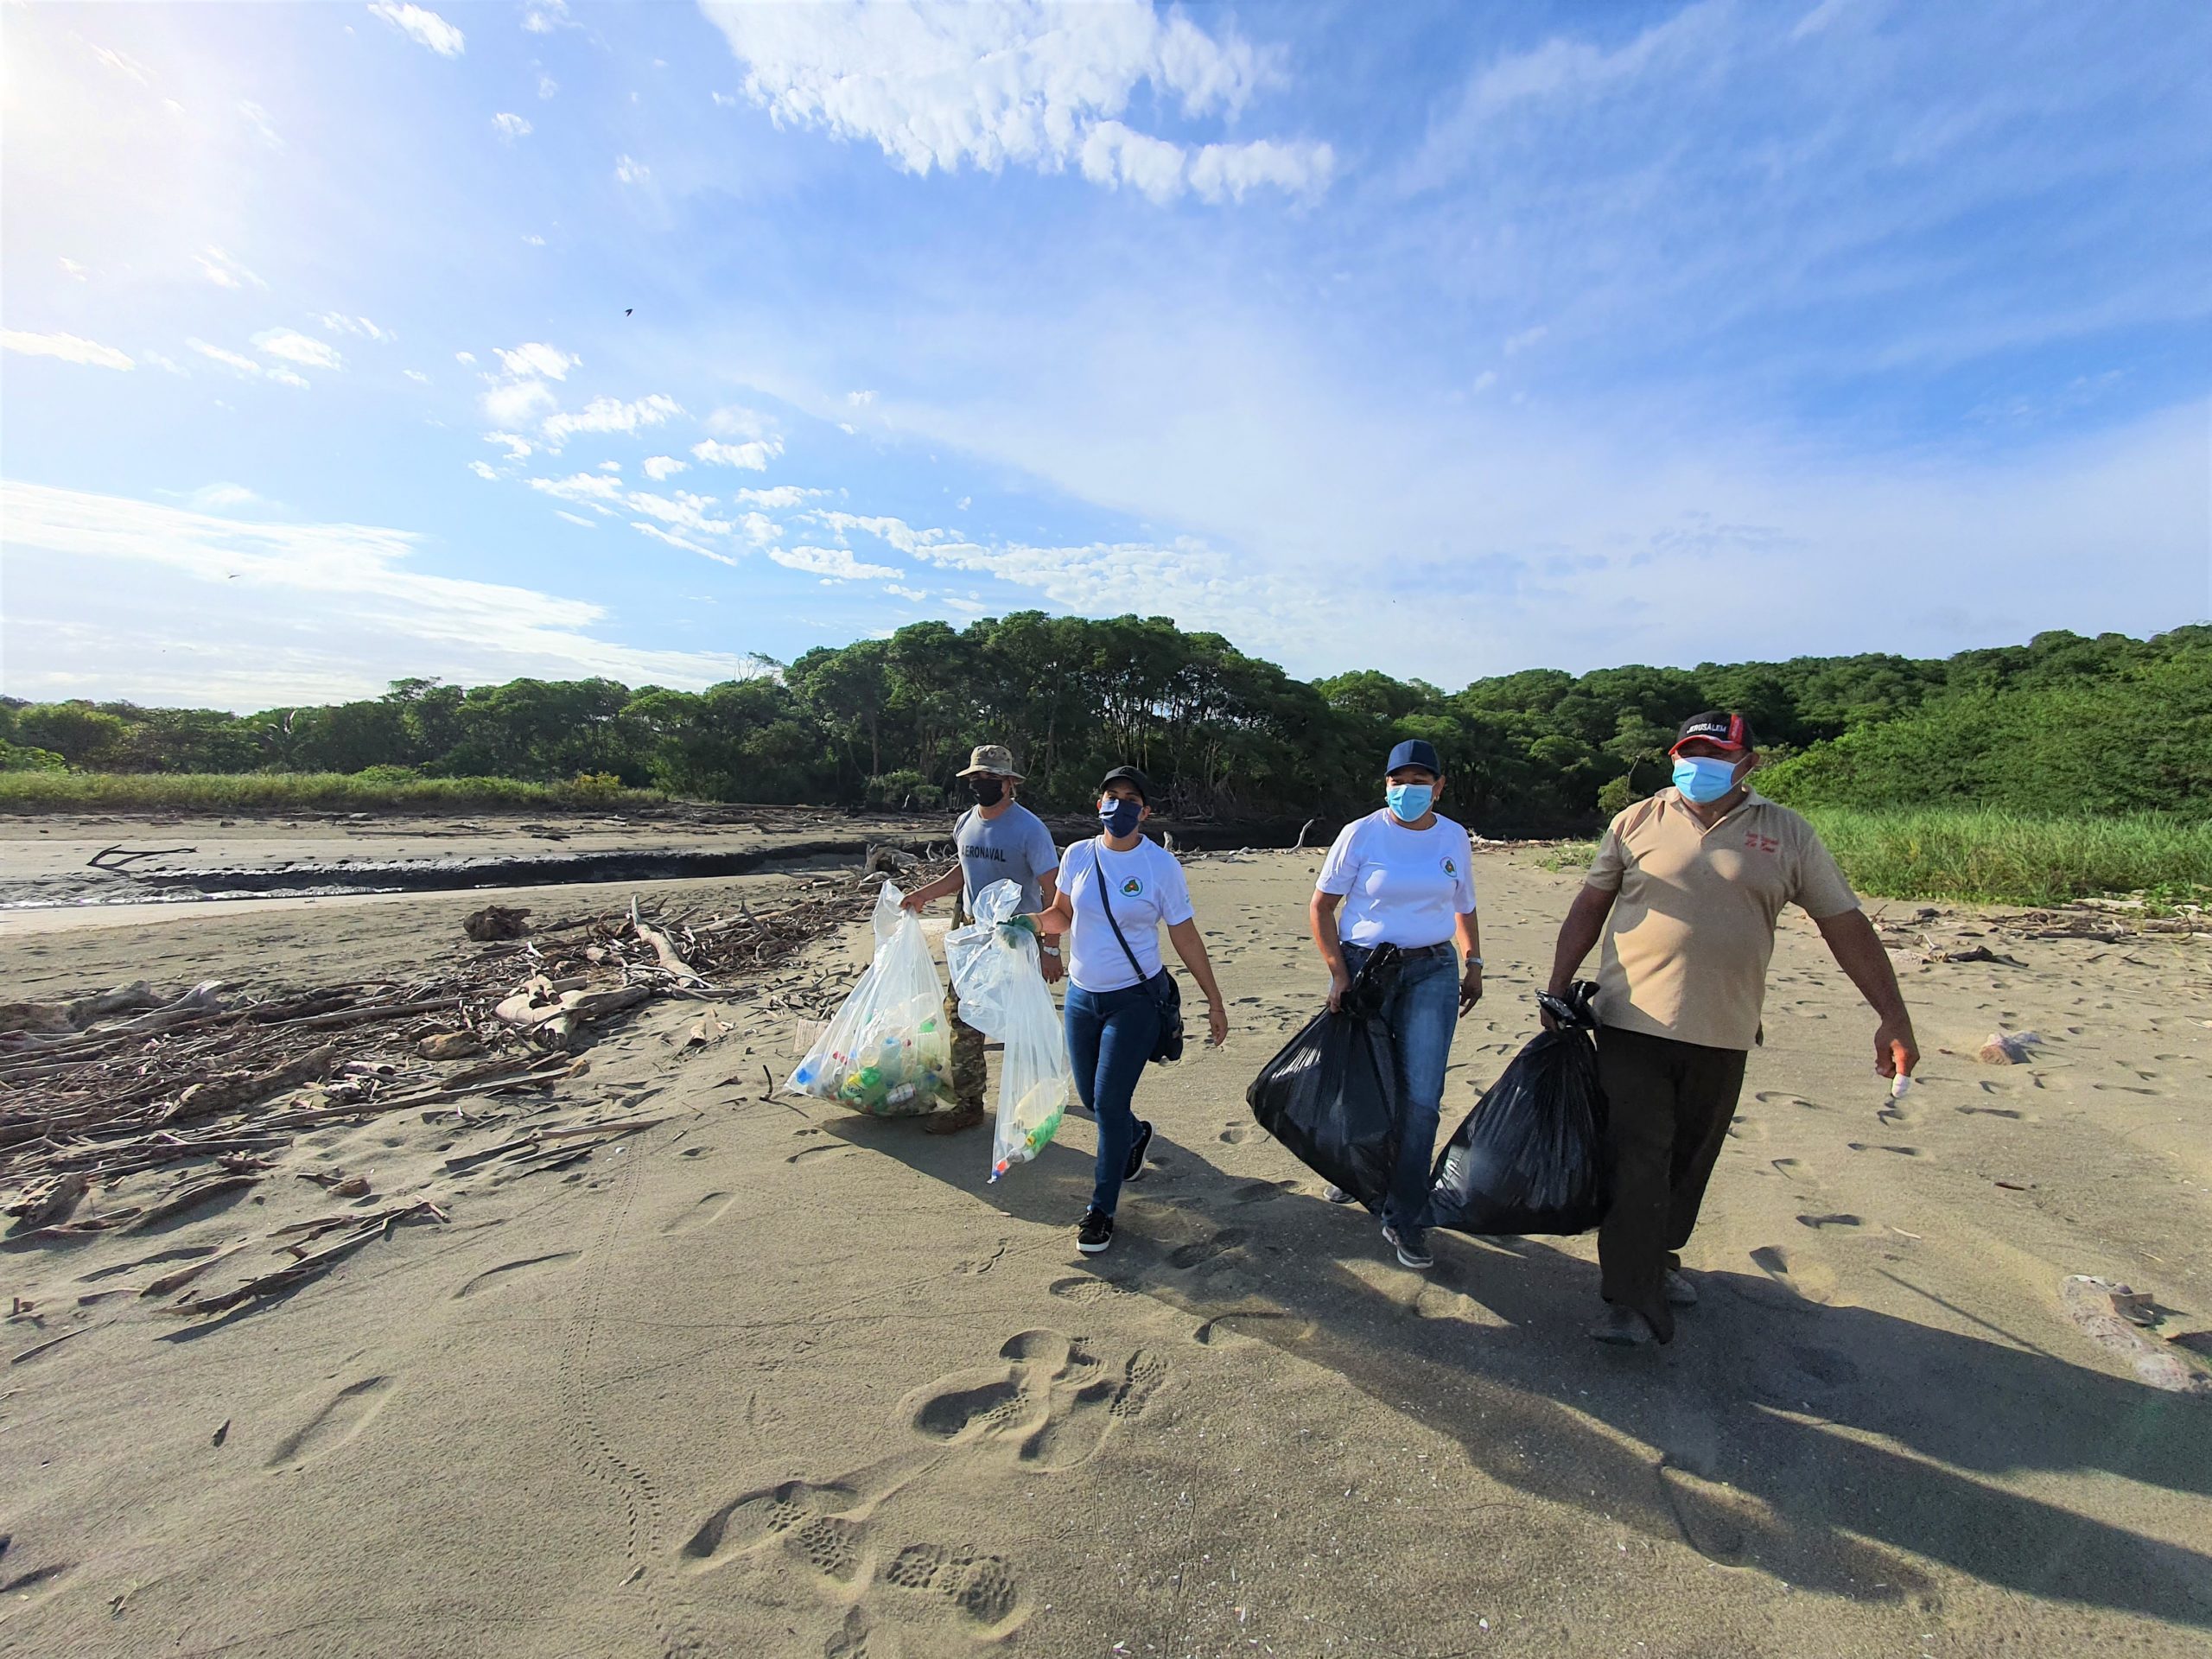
[1090,842,1185,1065]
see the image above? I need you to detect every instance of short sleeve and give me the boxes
[1315,820,1362,896]
[1452,827,1478,914]
[1791,828,1859,919]
[1155,847,1195,926]
[1025,815,1058,881]
[1584,817,1628,893]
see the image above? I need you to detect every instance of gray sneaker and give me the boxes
[1664,1268,1700,1308]
[1322,1183,1355,1205]
[1382,1224,1433,1270]
[1588,1306,1656,1346]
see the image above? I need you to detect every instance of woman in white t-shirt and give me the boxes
[1022,766,1229,1256]
[1309,739,1484,1272]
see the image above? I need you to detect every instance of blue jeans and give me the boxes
[1343,943,1460,1232]
[1065,981,1163,1217]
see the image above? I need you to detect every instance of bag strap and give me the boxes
[1090,841,1151,986]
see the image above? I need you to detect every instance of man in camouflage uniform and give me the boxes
[901,744,1062,1132]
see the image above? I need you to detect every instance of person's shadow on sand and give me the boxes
[827,1110,2212,1631]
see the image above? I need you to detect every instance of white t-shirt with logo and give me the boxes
[1057,836,1195,993]
[1316,809,1478,949]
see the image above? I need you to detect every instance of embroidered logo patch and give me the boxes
[1120,877,1144,897]
[1442,857,1459,877]
[1743,830,1780,854]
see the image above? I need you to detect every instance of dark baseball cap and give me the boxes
[1671,710,1757,754]
[1386,738,1442,775]
[1099,765,1153,804]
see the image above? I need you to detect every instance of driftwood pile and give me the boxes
[1,866,950,1314]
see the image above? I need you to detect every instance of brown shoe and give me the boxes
[924,1106,987,1135]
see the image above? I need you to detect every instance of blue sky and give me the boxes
[3,0,2207,709]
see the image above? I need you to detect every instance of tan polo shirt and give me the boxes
[1584,788,1859,1051]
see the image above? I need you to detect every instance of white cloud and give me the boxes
[528,471,626,505]
[89,42,153,85]
[1,481,764,703]
[596,461,622,474]
[614,154,651,186]
[846,389,877,406]
[703,404,772,438]
[454,350,477,365]
[523,233,547,246]
[369,3,465,58]
[886,583,929,602]
[253,328,344,371]
[770,544,901,582]
[494,340,578,380]
[57,257,87,281]
[196,247,266,290]
[3,330,134,371]
[734,486,818,510]
[1503,326,1548,357]
[642,454,688,480]
[237,100,283,149]
[1471,370,1498,394]
[523,0,571,35]
[633,523,740,565]
[538,74,560,99]
[468,460,500,481]
[485,432,534,460]
[482,378,556,427]
[404,367,430,383]
[317,313,390,340]
[626,490,735,537]
[711,90,739,108]
[185,483,258,511]
[493,111,533,140]
[691,436,783,470]
[700,0,1333,205]
[144,351,189,376]
[188,337,308,388]
[554,509,596,528]
[543,393,684,448]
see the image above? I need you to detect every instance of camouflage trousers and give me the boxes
[945,980,988,1115]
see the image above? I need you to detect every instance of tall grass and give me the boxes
[1529,810,2209,907]
[1803,808,2211,908]
[0,772,669,815]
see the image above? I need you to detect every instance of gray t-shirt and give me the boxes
[955,803,1059,917]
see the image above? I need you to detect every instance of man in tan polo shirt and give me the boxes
[1544,711,1918,1346]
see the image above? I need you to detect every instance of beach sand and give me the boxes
[3,842,2207,1657]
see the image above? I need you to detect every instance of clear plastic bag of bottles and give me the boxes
[785,881,955,1117]
[946,879,1070,1181]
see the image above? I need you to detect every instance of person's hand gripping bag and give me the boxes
[1244,944,1405,1210]
[786,880,955,1116]
[1427,981,1610,1236]
[946,879,1071,1180]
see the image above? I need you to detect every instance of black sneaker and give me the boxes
[1382,1223,1433,1270]
[1123,1120,1154,1181]
[1077,1208,1115,1255]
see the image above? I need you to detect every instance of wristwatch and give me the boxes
[1468,957,1484,969]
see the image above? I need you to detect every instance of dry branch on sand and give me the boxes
[0,862,950,1228]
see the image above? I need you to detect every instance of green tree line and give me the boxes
[3,615,2204,832]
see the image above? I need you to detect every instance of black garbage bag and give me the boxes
[1428,981,1610,1236]
[1245,944,1404,1211]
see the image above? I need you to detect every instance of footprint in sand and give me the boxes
[1846,1142,1922,1158]
[1955,1105,2025,1120]
[882,1541,1027,1634]
[451,1251,580,1298]
[265,1375,396,1470]
[788,1145,857,1166]
[1744,1245,1837,1307]
[1229,1180,1297,1206]
[902,1330,1168,1473]
[1794,1213,1863,1231]
[681,1466,915,1588]
[1166,1229,1248,1271]
[1656,1459,1756,1567]
[1769,1157,1811,1183]
[1218,1122,1258,1146]
[1753,1091,1822,1111]
[1193,1308,1318,1345]
[662,1191,740,1233]
[1046,1275,1129,1307]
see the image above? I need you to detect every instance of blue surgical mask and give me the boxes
[1386,783,1433,822]
[1099,795,1142,838]
[1672,755,1741,804]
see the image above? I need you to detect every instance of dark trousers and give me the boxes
[1594,1025,1748,1343]
[1064,981,1161,1217]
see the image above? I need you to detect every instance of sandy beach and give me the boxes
[3,834,2207,1658]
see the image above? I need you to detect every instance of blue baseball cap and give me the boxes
[1386,739,1442,775]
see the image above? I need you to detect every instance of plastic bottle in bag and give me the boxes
[786,880,956,1117]
[1427,981,1610,1236]
[945,878,1071,1181]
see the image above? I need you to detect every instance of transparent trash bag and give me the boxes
[785,880,954,1117]
[946,878,1070,1181]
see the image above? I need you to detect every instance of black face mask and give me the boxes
[969,779,1006,807]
